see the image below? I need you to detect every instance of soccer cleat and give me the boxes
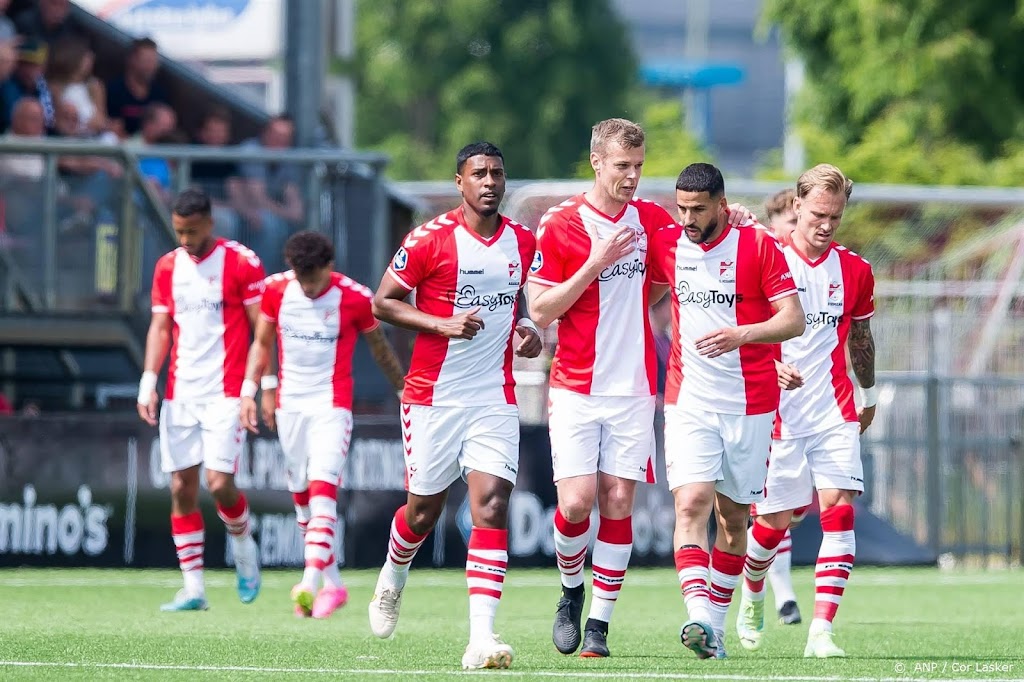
[552,586,585,654]
[779,600,802,625]
[579,624,610,658]
[680,620,717,660]
[736,591,765,651]
[461,634,514,670]
[804,629,846,658]
[233,536,261,604]
[291,584,315,618]
[368,573,403,639]
[312,585,349,619]
[159,589,208,612]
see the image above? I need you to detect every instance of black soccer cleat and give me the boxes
[552,586,585,654]
[779,600,802,625]
[579,618,610,658]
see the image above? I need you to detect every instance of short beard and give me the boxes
[685,218,719,244]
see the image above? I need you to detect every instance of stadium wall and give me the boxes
[0,414,934,569]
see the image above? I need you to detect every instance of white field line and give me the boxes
[0,661,1020,682]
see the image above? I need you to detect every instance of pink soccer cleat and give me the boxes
[311,585,349,619]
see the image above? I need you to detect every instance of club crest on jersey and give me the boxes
[828,280,843,307]
[323,308,336,322]
[719,259,735,283]
[633,228,648,253]
[530,250,543,274]
[508,261,521,285]
[392,247,409,271]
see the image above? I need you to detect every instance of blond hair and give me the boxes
[797,164,853,200]
[590,118,645,155]
[764,188,795,219]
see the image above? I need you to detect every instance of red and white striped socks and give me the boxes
[813,504,855,633]
[743,521,788,600]
[466,527,508,644]
[768,528,796,608]
[171,512,204,596]
[216,494,251,539]
[301,481,338,589]
[674,546,712,624]
[294,489,343,589]
[589,516,632,624]
[708,548,745,635]
[383,505,428,590]
[553,508,589,589]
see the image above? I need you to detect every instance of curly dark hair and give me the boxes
[284,230,334,276]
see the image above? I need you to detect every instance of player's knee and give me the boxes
[406,502,443,535]
[558,497,594,524]
[673,490,713,524]
[205,472,236,502]
[169,472,199,504]
[598,483,635,518]
[474,491,509,528]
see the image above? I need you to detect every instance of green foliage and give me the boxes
[349,0,636,180]
[763,0,1024,185]
[571,96,710,179]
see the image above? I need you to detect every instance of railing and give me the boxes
[0,139,391,315]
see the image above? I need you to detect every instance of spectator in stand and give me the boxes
[229,114,305,271]
[106,37,168,138]
[46,34,110,138]
[52,99,120,219]
[0,96,45,179]
[0,39,55,133]
[0,0,17,44]
[191,107,240,241]
[129,102,177,202]
[0,41,15,123]
[0,97,46,282]
[14,0,83,47]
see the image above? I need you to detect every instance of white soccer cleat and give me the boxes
[804,629,846,658]
[736,589,765,651]
[368,572,403,639]
[461,634,514,670]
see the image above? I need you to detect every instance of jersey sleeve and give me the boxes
[238,253,267,306]
[151,255,173,314]
[517,227,538,291]
[850,260,876,320]
[386,234,435,291]
[648,228,673,286]
[757,229,798,302]
[528,212,568,286]
[349,283,380,332]
[260,279,283,322]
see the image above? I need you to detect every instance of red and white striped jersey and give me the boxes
[528,195,673,397]
[151,238,265,400]
[650,223,797,415]
[775,243,875,438]
[386,207,537,407]
[260,271,379,411]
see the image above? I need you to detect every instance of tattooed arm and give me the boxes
[849,318,876,433]
[364,326,406,394]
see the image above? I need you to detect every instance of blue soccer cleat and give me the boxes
[160,589,209,612]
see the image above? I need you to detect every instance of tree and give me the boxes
[763,0,1024,185]
[349,0,637,180]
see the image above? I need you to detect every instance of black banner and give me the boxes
[0,413,932,569]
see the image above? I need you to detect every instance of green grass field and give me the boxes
[0,567,1021,681]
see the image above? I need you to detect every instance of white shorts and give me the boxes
[402,403,520,496]
[159,397,245,475]
[757,422,863,515]
[547,388,656,484]
[664,406,774,504]
[276,408,354,492]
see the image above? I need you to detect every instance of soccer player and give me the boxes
[527,118,673,658]
[648,162,805,659]
[137,188,265,611]
[764,188,798,246]
[735,164,876,658]
[240,230,407,620]
[366,142,542,670]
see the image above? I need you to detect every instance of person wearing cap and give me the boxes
[1,38,56,133]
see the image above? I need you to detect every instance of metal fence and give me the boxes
[397,178,1024,564]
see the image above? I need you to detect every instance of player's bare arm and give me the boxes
[241,315,276,433]
[373,274,484,340]
[695,294,805,359]
[649,283,670,306]
[137,312,172,426]
[514,289,543,358]
[363,326,407,393]
[528,225,635,328]
[775,360,804,391]
[849,318,876,433]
